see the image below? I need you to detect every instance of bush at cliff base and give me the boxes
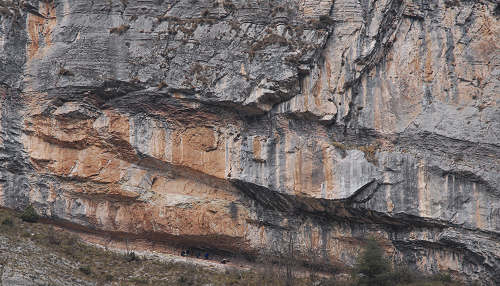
[353,238,392,286]
[21,205,39,223]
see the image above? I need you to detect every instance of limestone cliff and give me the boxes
[0,0,499,284]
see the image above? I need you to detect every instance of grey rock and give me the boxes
[0,0,499,285]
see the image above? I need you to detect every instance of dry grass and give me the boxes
[0,208,315,285]
[358,144,378,164]
[229,19,241,31]
[331,141,348,150]
[249,34,289,60]
[157,81,168,89]
[0,208,474,286]
[331,141,379,165]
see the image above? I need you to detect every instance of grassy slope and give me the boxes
[0,207,316,286]
[0,208,467,286]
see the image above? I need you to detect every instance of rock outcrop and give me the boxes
[1,0,499,284]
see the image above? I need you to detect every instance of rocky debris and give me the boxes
[0,0,499,285]
[0,235,94,286]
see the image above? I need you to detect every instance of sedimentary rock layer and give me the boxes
[0,0,499,284]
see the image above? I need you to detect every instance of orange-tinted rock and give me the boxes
[0,0,498,284]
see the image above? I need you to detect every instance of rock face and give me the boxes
[0,0,499,284]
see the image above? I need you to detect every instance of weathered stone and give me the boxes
[0,0,499,284]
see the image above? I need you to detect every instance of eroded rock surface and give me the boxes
[0,0,499,284]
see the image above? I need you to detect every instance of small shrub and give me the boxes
[223,0,236,11]
[47,227,62,245]
[310,15,335,30]
[79,265,91,275]
[103,273,114,282]
[392,266,415,284]
[249,34,289,60]
[0,7,13,17]
[358,144,378,164]
[444,0,460,8]
[201,9,209,17]
[271,6,286,16]
[130,277,149,284]
[228,19,240,31]
[125,251,138,262]
[177,275,194,285]
[58,67,74,76]
[20,205,39,223]
[190,63,203,74]
[62,245,76,258]
[1,217,13,227]
[330,141,378,164]
[64,234,79,246]
[61,235,80,258]
[331,141,348,151]
[157,81,168,89]
[110,24,130,35]
[319,15,334,25]
[432,273,453,282]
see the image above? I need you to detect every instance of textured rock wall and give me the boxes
[0,0,499,284]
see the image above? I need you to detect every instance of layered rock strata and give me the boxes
[0,0,499,284]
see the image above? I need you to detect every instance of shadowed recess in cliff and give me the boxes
[37,213,254,256]
[232,177,500,236]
